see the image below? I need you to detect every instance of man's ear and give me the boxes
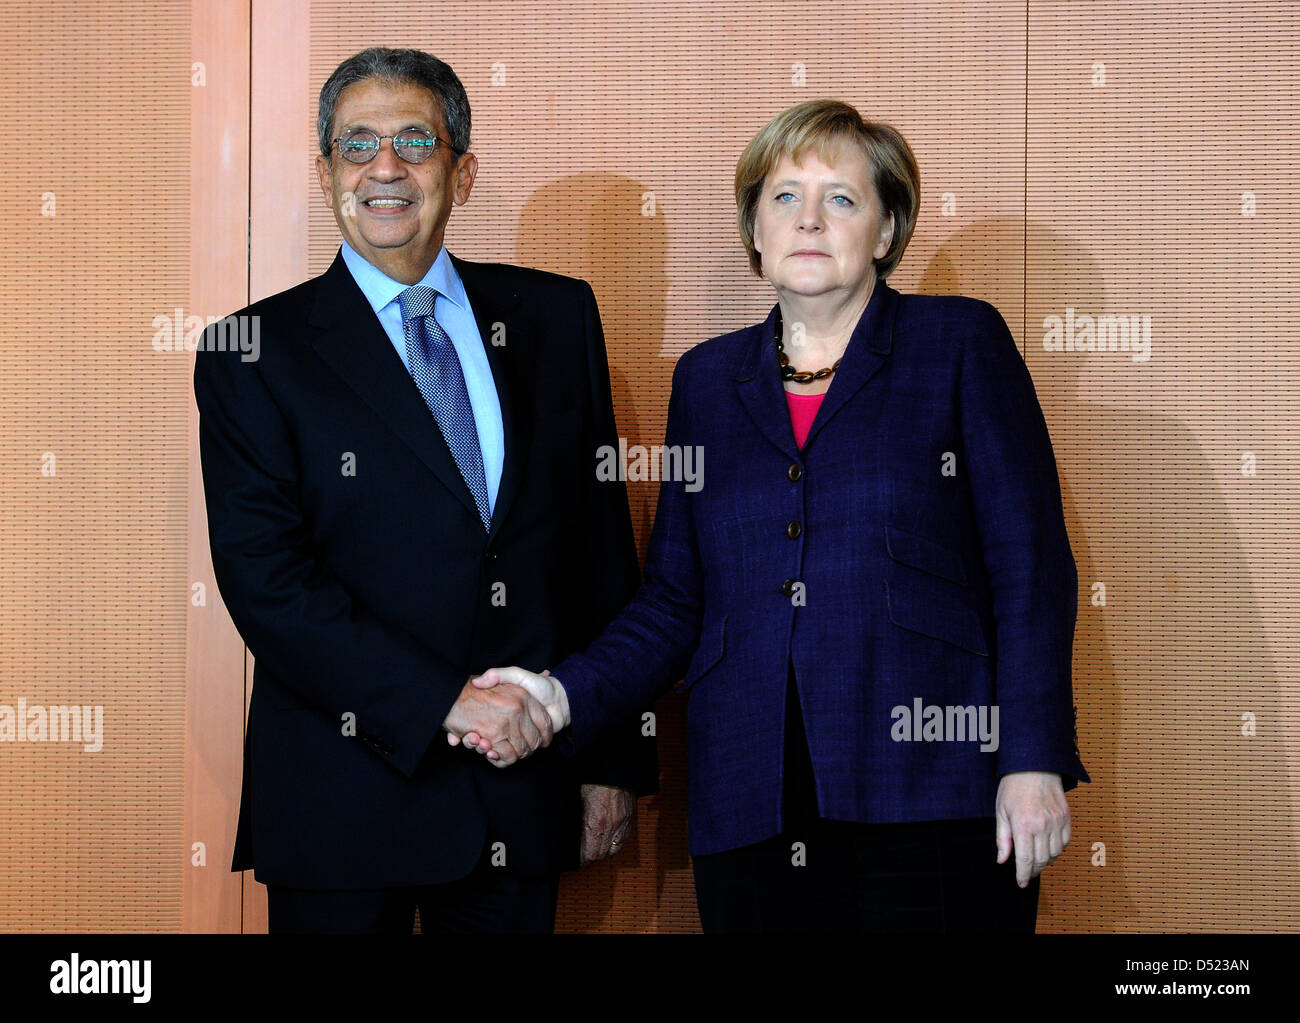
[315,153,334,207]
[452,152,478,206]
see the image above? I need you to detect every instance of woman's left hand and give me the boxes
[995,771,1071,887]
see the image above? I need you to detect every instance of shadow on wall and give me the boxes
[517,174,693,932]
[922,218,1296,931]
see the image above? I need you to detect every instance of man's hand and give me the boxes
[995,770,1071,887]
[580,784,635,866]
[442,675,555,767]
[453,667,571,762]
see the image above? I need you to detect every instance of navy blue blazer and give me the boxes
[555,278,1089,856]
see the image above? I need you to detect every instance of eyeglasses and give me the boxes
[330,127,458,164]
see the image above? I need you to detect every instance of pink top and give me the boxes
[785,390,826,449]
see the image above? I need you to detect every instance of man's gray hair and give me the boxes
[317,47,471,159]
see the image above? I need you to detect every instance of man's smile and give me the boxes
[361,195,415,213]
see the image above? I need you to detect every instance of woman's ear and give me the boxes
[876,211,895,260]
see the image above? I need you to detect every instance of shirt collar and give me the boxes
[339,240,470,318]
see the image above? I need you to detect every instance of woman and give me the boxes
[460,99,1089,932]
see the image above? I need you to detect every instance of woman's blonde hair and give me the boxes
[735,99,920,279]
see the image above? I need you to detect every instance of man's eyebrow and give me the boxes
[340,120,435,133]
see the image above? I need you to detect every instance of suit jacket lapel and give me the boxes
[736,279,899,457]
[308,251,480,523]
[450,253,533,543]
[307,249,535,537]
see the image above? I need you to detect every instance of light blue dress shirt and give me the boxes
[339,240,504,513]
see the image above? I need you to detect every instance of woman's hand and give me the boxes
[451,667,571,761]
[995,771,1071,887]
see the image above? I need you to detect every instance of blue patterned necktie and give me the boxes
[397,285,492,529]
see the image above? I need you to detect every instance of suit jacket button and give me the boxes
[786,521,802,539]
[787,463,803,481]
[780,578,798,597]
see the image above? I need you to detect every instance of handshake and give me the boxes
[442,667,572,767]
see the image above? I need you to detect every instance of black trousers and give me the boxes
[691,671,1040,933]
[266,835,560,934]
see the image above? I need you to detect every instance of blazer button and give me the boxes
[787,463,803,481]
[786,521,802,539]
[781,578,798,597]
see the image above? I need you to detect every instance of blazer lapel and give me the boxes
[305,250,486,528]
[450,254,534,544]
[800,278,899,450]
[737,279,899,457]
[736,304,799,459]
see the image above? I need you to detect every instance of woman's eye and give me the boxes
[830,195,853,206]
[774,192,797,202]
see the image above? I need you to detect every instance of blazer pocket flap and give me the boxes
[679,615,727,692]
[884,524,969,585]
[885,580,988,656]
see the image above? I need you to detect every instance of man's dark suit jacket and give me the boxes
[194,248,657,890]
[553,279,1088,856]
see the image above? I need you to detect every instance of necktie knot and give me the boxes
[398,285,439,324]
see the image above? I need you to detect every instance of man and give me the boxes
[194,47,656,933]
